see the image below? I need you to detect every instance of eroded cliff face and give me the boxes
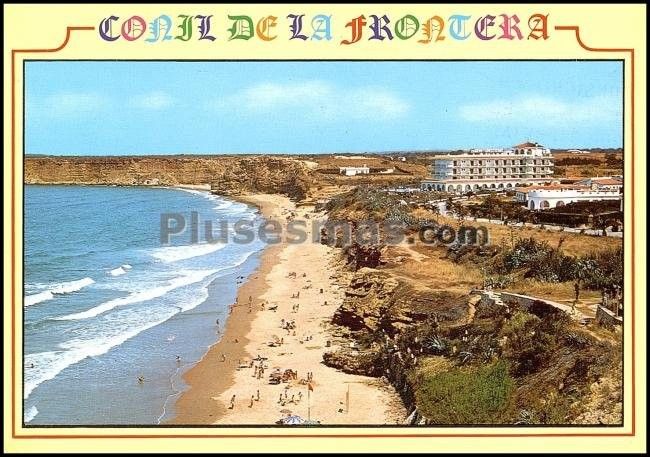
[25,156,313,200]
[325,263,623,425]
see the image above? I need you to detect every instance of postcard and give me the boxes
[3,3,646,454]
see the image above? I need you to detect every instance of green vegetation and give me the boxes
[500,310,569,376]
[415,360,514,424]
[493,237,623,292]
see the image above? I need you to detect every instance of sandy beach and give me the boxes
[169,193,406,425]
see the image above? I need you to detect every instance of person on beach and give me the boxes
[230,395,236,409]
[256,389,260,401]
[249,396,254,408]
[176,355,181,363]
[216,319,220,326]
[221,354,226,362]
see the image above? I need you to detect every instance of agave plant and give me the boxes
[423,335,446,354]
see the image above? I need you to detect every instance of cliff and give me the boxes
[24,156,314,200]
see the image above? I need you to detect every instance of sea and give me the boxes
[23,185,266,425]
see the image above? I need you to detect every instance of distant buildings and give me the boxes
[568,149,590,154]
[339,165,370,176]
[420,142,554,193]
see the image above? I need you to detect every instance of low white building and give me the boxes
[517,184,622,210]
[339,165,370,176]
[568,149,590,154]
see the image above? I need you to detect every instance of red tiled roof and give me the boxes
[513,142,541,148]
[576,177,623,186]
[516,184,588,192]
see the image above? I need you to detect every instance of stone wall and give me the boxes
[596,305,623,328]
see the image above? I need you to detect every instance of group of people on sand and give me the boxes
[277,390,303,406]
[280,318,297,336]
[221,258,326,413]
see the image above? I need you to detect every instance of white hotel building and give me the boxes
[420,142,554,193]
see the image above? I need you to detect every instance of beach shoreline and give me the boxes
[168,193,406,425]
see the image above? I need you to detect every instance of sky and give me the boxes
[25,61,622,155]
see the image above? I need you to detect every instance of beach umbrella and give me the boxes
[282,415,305,425]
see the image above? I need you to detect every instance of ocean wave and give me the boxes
[150,243,225,263]
[174,187,251,214]
[24,405,39,423]
[108,264,132,276]
[25,308,177,399]
[174,187,217,200]
[25,281,212,400]
[214,200,233,210]
[109,267,126,276]
[55,269,216,321]
[177,287,209,312]
[24,277,95,307]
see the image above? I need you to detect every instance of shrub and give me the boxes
[499,310,567,376]
[415,360,515,424]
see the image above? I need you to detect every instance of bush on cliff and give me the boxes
[415,360,514,424]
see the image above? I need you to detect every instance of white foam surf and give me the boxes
[24,405,39,422]
[24,277,95,307]
[109,267,126,276]
[174,187,250,214]
[55,269,216,321]
[150,243,225,263]
[25,308,177,399]
[24,281,213,400]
